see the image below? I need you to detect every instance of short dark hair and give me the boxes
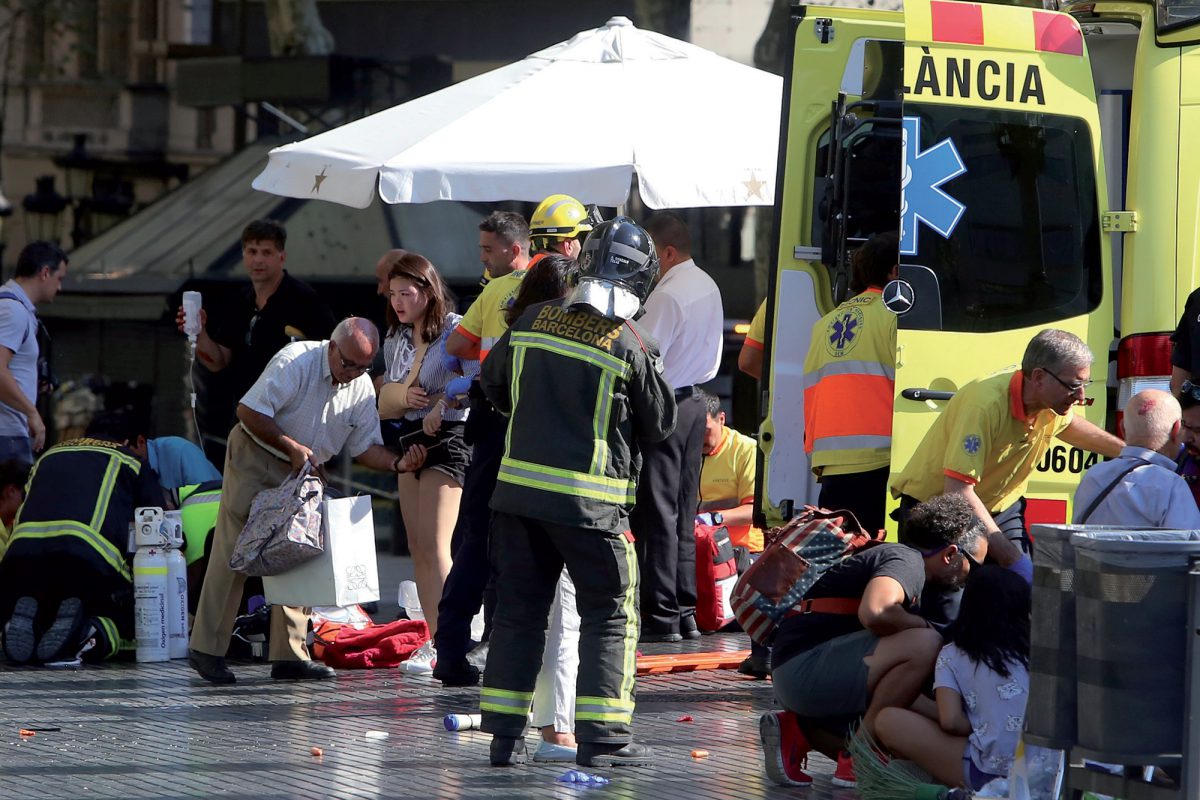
[903,494,985,557]
[850,231,899,293]
[1180,388,1200,412]
[241,219,286,249]
[480,211,530,249]
[0,458,29,491]
[505,254,576,327]
[15,241,67,279]
[85,408,149,444]
[643,211,691,255]
[698,388,721,418]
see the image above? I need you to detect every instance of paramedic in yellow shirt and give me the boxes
[696,389,763,553]
[891,329,1122,582]
[737,300,767,380]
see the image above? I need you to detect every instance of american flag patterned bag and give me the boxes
[731,507,885,645]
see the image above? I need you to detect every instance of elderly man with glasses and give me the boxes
[188,318,427,685]
[891,329,1123,594]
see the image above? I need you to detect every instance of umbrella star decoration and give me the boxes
[743,172,767,201]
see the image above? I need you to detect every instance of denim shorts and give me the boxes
[771,628,879,718]
[965,755,1003,791]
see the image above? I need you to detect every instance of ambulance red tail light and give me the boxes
[1116,332,1173,435]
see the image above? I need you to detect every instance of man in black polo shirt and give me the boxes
[178,219,336,465]
[761,494,988,788]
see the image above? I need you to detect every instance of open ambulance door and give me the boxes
[757,4,904,526]
[887,0,1115,530]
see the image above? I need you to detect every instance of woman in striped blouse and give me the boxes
[382,253,478,672]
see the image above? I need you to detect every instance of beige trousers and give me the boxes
[189,425,311,662]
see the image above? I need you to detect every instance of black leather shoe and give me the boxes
[271,660,335,680]
[490,735,527,766]
[680,615,701,640]
[189,649,236,684]
[433,659,480,687]
[638,631,682,644]
[737,654,770,679]
[577,741,654,767]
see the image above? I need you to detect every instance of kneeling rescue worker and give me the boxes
[0,421,162,664]
[479,216,677,767]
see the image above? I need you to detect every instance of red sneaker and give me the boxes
[832,750,857,788]
[759,711,813,787]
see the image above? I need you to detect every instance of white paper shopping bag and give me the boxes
[263,495,379,607]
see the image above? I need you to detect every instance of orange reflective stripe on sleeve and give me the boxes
[944,469,979,486]
[803,373,894,454]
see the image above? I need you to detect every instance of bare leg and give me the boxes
[415,470,462,639]
[875,707,969,788]
[862,628,942,738]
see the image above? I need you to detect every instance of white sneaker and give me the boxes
[399,641,436,674]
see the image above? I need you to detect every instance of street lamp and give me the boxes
[22,176,67,244]
[90,177,134,237]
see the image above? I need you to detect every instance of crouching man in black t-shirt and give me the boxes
[760,494,988,788]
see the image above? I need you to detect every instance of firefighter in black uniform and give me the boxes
[479,216,677,768]
[0,422,162,664]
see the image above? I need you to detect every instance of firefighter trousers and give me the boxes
[480,512,640,745]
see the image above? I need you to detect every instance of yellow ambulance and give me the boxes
[758,0,1198,528]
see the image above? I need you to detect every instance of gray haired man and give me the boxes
[891,329,1123,587]
[189,318,426,684]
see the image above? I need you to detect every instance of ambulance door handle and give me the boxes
[901,388,955,402]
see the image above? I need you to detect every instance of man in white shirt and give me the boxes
[189,318,426,684]
[631,212,724,642]
[1074,389,1200,528]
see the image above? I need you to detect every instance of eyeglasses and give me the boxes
[921,544,982,570]
[339,356,371,374]
[331,342,371,374]
[1181,381,1200,403]
[1042,368,1092,395]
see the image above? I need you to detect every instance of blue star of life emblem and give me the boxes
[900,116,967,256]
[963,434,982,456]
[825,307,864,358]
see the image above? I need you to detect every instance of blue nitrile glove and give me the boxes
[445,375,473,400]
[442,350,463,374]
[1009,554,1034,585]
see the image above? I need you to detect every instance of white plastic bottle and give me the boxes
[182,291,203,340]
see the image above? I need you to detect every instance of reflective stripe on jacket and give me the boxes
[8,438,158,583]
[481,300,676,533]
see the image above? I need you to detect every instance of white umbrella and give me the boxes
[251,16,782,209]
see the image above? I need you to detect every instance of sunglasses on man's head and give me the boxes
[1181,380,1200,403]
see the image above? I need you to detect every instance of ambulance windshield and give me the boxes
[899,103,1102,334]
[1157,0,1200,32]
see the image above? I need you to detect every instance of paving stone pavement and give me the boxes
[0,631,849,800]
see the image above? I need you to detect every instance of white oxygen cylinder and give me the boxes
[133,507,170,663]
[163,510,189,659]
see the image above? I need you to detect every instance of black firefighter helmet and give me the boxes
[568,216,660,320]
